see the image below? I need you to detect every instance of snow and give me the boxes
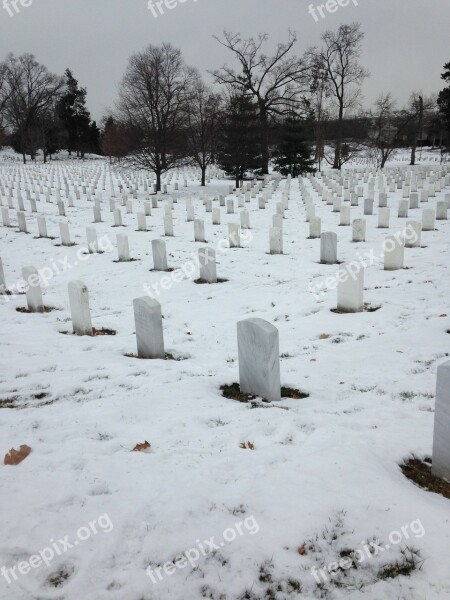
[0,151,449,600]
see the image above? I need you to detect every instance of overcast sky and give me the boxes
[1,0,449,122]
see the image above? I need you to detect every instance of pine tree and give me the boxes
[273,113,315,177]
[216,93,261,188]
[101,117,128,163]
[437,61,450,146]
[57,69,92,157]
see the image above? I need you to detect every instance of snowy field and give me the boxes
[0,151,449,600]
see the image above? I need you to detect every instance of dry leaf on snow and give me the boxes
[4,445,32,466]
[131,441,151,452]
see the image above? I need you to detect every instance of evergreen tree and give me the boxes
[437,61,450,146]
[57,69,91,156]
[273,113,315,177]
[216,93,261,188]
[101,116,128,162]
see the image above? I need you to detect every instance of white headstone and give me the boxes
[137,212,147,232]
[432,361,450,480]
[378,207,390,228]
[2,207,10,227]
[133,297,165,359]
[37,215,48,238]
[352,219,366,242]
[240,210,250,229]
[68,281,93,336]
[22,266,44,313]
[228,223,240,248]
[409,193,419,209]
[194,219,205,242]
[237,318,281,402]
[364,198,374,215]
[340,206,350,226]
[117,234,130,261]
[384,235,404,270]
[309,217,321,239]
[199,247,217,283]
[60,222,71,246]
[86,227,98,253]
[152,239,168,271]
[337,264,364,313]
[405,221,421,248]
[436,201,448,220]
[270,227,283,255]
[113,209,122,227]
[398,199,409,218]
[0,257,5,293]
[320,232,338,264]
[422,208,435,231]
[17,211,27,233]
[212,207,221,225]
[164,214,174,237]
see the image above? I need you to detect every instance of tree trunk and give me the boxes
[22,152,26,164]
[259,105,269,174]
[156,170,162,192]
[201,166,206,187]
[410,96,424,166]
[333,102,344,169]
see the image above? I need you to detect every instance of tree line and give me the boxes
[0,24,449,185]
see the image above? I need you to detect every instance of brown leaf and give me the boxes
[319,333,330,340]
[439,314,447,317]
[240,441,255,450]
[4,445,31,466]
[310,359,317,362]
[131,441,151,452]
[297,545,306,556]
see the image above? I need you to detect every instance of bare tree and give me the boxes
[367,93,417,169]
[1,53,64,163]
[309,54,331,171]
[408,92,436,165]
[211,31,310,174]
[117,43,195,191]
[0,62,8,131]
[185,77,221,186]
[312,23,369,170]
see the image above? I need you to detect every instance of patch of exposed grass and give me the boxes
[401,456,450,499]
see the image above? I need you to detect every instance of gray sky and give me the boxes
[1,0,449,122]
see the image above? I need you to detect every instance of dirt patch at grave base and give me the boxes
[221,383,309,403]
[112,258,140,263]
[149,268,175,272]
[123,352,187,361]
[16,306,58,314]
[93,328,116,336]
[59,328,117,336]
[331,303,381,314]
[194,278,229,285]
[401,456,450,500]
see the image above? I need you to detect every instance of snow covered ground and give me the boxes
[0,152,449,600]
